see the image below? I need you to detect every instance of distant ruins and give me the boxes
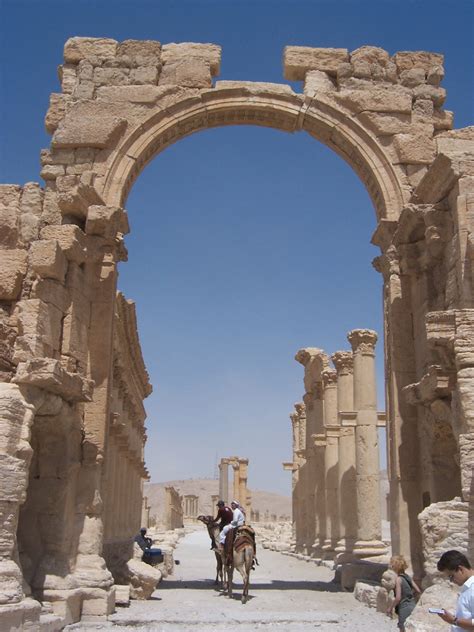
[0,35,472,629]
[218,456,251,516]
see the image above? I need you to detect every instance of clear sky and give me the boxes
[1,0,472,495]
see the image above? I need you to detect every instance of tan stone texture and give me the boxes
[0,250,27,300]
[284,46,349,80]
[64,37,118,63]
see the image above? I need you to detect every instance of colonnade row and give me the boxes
[284,329,387,561]
[218,456,251,516]
[102,293,152,577]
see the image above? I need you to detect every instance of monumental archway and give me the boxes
[0,37,472,628]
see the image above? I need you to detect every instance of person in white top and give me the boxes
[437,550,474,631]
[219,500,245,545]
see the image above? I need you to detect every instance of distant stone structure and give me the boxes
[183,494,199,520]
[0,35,472,629]
[165,486,184,530]
[218,456,251,515]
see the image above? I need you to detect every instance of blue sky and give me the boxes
[1,0,472,495]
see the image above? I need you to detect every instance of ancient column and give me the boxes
[218,459,229,503]
[295,348,328,557]
[347,329,387,556]
[232,461,240,501]
[238,458,249,515]
[331,351,357,558]
[322,368,339,559]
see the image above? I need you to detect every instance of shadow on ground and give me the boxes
[159,579,342,592]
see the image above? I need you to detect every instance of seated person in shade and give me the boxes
[134,527,162,564]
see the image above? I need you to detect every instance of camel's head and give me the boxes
[197,514,214,525]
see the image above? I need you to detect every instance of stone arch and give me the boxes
[1,36,473,627]
[100,89,406,222]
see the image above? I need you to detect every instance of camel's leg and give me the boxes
[242,546,253,604]
[227,564,233,599]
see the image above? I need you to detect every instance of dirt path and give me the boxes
[68,529,398,631]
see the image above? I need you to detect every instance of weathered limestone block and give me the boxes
[114,584,130,606]
[399,67,426,88]
[0,186,21,248]
[413,84,446,108]
[354,580,379,609]
[14,299,63,361]
[393,51,444,73]
[117,39,161,59]
[357,111,413,137]
[413,153,474,204]
[52,102,127,149]
[62,298,90,366]
[45,93,71,134]
[304,70,336,95]
[40,225,86,264]
[85,205,129,238]
[64,37,118,64]
[284,46,349,80]
[351,46,390,68]
[59,64,78,95]
[29,240,67,282]
[0,597,42,630]
[0,250,28,300]
[418,498,468,585]
[93,66,130,87]
[332,85,413,114]
[32,278,70,313]
[211,81,296,101]
[126,559,161,600]
[393,133,436,165]
[129,66,158,85]
[159,57,211,88]
[13,358,93,401]
[57,178,105,219]
[19,183,44,245]
[162,43,221,75]
[96,84,166,103]
[405,583,458,631]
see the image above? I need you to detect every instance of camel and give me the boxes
[197,515,223,587]
[197,515,256,603]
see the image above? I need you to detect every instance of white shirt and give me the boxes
[453,575,474,632]
[231,507,245,527]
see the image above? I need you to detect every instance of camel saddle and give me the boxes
[223,525,256,564]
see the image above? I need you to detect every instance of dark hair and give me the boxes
[437,550,471,572]
[217,500,225,507]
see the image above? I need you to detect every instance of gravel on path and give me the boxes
[67,529,398,631]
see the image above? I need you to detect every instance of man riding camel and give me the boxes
[209,500,233,550]
[219,500,245,548]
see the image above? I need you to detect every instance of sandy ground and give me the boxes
[67,530,398,631]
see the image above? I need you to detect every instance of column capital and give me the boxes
[347,329,378,355]
[322,368,337,387]
[294,401,305,417]
[331,351,354,375]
